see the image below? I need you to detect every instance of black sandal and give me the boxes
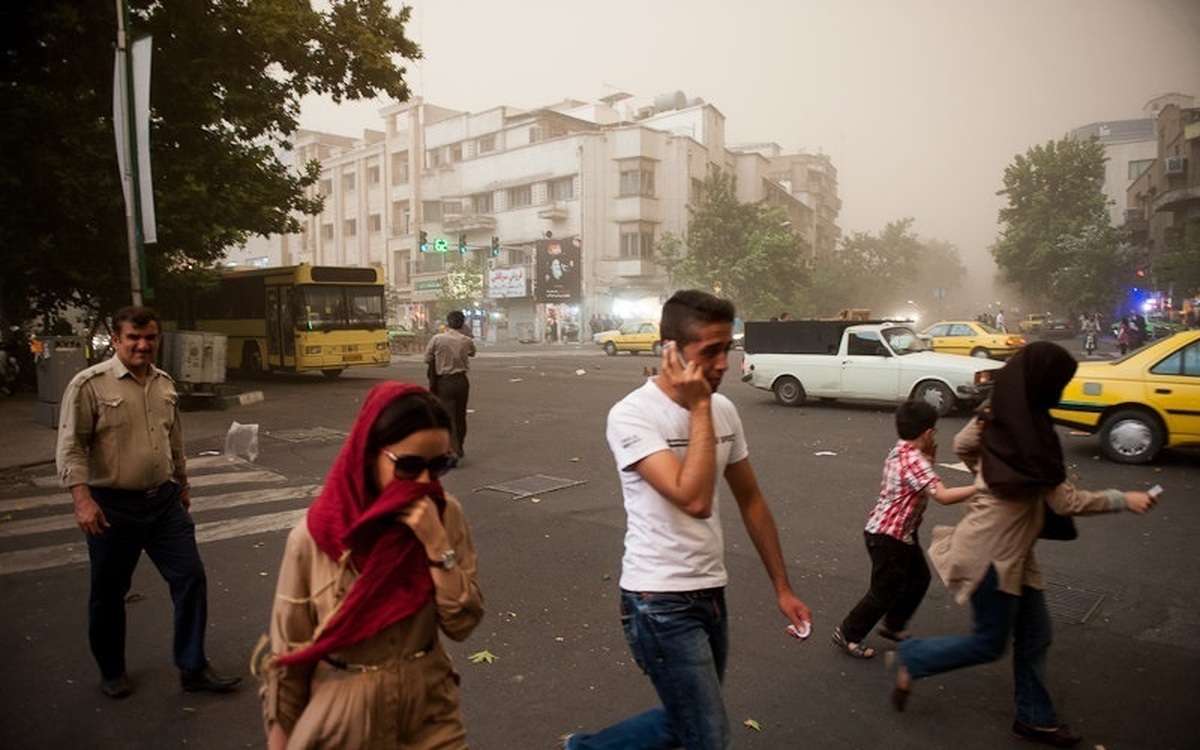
[831,627,876,659]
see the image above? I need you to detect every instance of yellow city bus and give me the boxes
[193,264,389,378]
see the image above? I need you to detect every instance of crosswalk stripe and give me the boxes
[0,485,320,539]
[25,454,263,490]
[0,508,310,576]
[0,469,290,515]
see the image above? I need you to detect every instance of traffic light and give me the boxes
[419,230,429,253]
[490,236,501,256]
[459,233,468,254]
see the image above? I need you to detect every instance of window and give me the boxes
[619,225,655,258]
[690,178,703,204]
[450,144,462,162]
[847,331,886,356]
[478,134,496,153]
[529,126,545,143]
[369,214,382,234]
[422,201,442,222]
[344,218,356,236]
[343,172,356,191]
[472,192,493,214]
[507,185,532,208]
[443,201,462,217]
[367,165,380,185]
[321,223,334,240]
[392,201,409,236]
[549,177,575,201]
[1128,159,1154,181]
[427,149,443,169]
[319,178,332,196]
[391,151,409,184]
[1150,341,1200,377]
[619,163,655,197]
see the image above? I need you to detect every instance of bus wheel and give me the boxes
[241,342,263,378]
[322,369,344,380]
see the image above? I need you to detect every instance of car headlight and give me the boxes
[974,370,994,386]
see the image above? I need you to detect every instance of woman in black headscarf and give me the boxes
[890,342,1156,748]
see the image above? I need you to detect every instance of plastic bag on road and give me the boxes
[224,420,260,462]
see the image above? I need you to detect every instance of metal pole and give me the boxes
[115,0,144,305]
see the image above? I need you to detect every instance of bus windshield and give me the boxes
[295,285,385,331]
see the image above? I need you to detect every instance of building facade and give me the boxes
[225,91,841,342]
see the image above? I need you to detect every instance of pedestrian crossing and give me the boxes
[0,455,321,577]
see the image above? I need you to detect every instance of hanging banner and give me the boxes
[488,266,527,298]
[113,35,157,244]
[535,236,581,303]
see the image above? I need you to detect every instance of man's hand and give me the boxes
[179,484,191,510]
[660,341,711,410]
[777,590,812,632]
[72,486,109,536]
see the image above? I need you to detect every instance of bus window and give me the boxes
[348,288,385,329]
[295,285,347,331]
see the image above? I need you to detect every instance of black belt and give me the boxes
[92,481,174,501]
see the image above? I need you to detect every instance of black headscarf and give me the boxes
[980,341,1078,496]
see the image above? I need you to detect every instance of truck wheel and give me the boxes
[604,341,617,356]
[241,342,264,378]
[970,347,991,359]
[913,381,954,416]
[773,376,806,407]
[1099,409,1163,464]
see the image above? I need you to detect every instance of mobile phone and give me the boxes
[1148,484,1163,499]
[665,340,688,367]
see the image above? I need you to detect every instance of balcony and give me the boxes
[537,202,569,221]
[442,212,497,231]
[1152,184,1200,214]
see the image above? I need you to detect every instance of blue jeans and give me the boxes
[897,566,1057,727]
[87,482,209,678]
[568,588,730,750]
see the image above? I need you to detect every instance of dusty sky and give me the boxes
[300,0,1200,282]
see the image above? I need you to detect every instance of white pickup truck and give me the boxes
[739,320,1003,415]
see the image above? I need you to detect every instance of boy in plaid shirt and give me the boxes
[831,400,975,658]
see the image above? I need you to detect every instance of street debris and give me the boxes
[813,450,837,457]
[469,649,497,665]
[743,719,762,731]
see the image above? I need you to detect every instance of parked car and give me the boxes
[1039,316,1074,339]
[1050,330,1200,464]
[594,320,661,355]
[920,320,1026,359]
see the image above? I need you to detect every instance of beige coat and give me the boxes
[929,417,1126,604]
[258,495,484,749]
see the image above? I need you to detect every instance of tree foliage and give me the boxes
[655,170,810,320]
[0,0,421,331]
[1155,224,1200,300]
[991,136,1127,310]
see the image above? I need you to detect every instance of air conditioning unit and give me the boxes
[1164,155,1185,175]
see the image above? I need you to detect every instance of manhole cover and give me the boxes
[475,474,585,500]
[1044,581,1107,624]
[267,427,348,443]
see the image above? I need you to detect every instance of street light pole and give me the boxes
[115,0,144,306]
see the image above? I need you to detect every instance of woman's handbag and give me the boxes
[1039,503,1078,541]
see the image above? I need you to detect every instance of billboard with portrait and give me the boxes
[535,236,581,303]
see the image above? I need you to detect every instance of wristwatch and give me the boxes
[428,549,457,570]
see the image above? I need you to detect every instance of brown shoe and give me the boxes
[1011,721,1082,747]
[181,663,241,693]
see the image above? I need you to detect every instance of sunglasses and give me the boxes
[382,450,456,479]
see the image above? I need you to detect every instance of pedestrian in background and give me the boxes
[255,383,483,749]
[424,310,475,460]
[56,305,240,699]
[889,342,1157,748]
[563,290,811,750]
[831,400,974,660]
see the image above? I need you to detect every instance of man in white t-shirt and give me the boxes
[563,290,811,750]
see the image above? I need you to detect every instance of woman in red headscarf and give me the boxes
[255,382,484,749]
[889,342,1156,748]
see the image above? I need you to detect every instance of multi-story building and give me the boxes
[1125,101,1200,293]
[226,91,840,342]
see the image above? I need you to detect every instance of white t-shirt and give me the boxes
[606,379,750,592]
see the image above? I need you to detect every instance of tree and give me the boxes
[991,136,1125,310]
[431,256,486,324]
[0,0,421,332]
[806,218,940,316]
[655,170,810,320]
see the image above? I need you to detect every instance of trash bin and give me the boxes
[34,336,87,428]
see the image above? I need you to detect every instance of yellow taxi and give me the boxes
[595,320,661,355]
[1051,330,1200,464]
[920,320,1026,359]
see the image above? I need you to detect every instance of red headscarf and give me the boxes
[275,381,445,666]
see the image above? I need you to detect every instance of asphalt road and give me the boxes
[0,345,1195,749]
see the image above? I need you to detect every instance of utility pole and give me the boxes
[114,0,146,305]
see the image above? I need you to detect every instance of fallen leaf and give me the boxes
[743,719,762,731]
[469,649,497,665]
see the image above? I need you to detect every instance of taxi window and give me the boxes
[927,324,949,337]
[949,324,973,336]
[1150,341,1200,377]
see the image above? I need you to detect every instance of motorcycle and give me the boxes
[1083,330,1097,357]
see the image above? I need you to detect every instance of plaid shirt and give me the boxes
[863,440,938,544]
